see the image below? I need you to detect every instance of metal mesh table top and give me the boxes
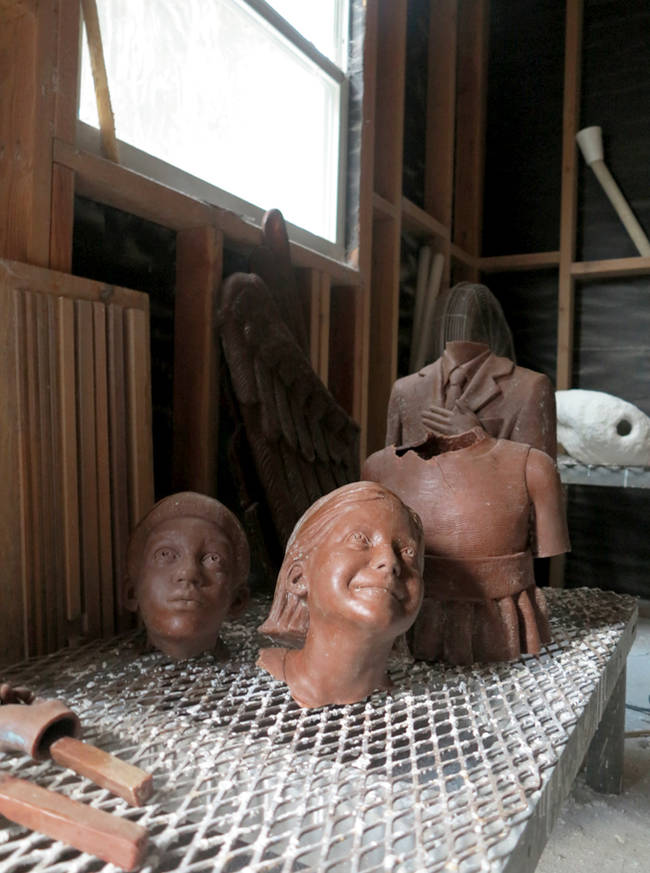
[0,588,637,873]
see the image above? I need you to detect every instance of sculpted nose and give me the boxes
[176,555,201,584]
[372,543,400,575]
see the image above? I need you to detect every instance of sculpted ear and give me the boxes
[286,561,308,599]
[123,576,139,613]
[228,584,250,618]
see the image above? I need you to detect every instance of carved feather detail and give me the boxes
[218,269,360,550]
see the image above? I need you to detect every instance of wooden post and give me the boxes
[172,226,223,496]
[556,0,583,391]
[453,0,489,278]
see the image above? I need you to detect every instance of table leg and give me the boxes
[584,667,626,794]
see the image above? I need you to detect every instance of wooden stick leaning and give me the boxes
[576,126,650,256]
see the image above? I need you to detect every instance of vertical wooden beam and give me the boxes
[453,0,489,273]
[556,0,583,391]
[172,226,222,496]
[125,307,155,527]
[426,0,457,226]
[0,0,79,266]
[366,0,407,455]
[374,0,408,205]
[0,288,26,664]
[426,0,458,287]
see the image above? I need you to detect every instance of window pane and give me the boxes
[79,0,341,242]
[265,0,347,67]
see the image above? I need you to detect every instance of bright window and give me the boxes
[79,0,348,248]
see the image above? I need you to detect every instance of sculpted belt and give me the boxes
[423,551,534,601]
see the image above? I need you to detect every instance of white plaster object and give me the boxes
[556,389,650,466]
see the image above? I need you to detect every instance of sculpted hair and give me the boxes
[258,481,423,645]
[125,491,250,593]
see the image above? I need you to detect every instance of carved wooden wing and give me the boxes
[218,271,360,550]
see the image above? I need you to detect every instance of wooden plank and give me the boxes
[56,296,82,626]
[453,0,488,268]
[107,304,131,629]
[49,163,75,273]
[52,140,361,285]
[36,293,58,652]
[22,292,43,654]
[571,255,650,280]
[366,215,401,454]
[0,258,149,311]
[75,299,101,638]
[124,307,154,529]
[53,0,81,145]
[328,285,361,420]
[93,302,115,636]
[426,0,457,228]
[302,269,322,374]
[80,0,119,162]
[318,273,331,387]
[0,288,26,664]
[172,226,222,495]
[372,193,399,220]
[0,12,37,262]
[480,251,561,272]
[556,0,583,391]
[0,0,36,20]
[373,0,407,204]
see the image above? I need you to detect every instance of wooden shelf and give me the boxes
[400,196,449,240]
[571,255,650,280]
[480,251,560,272]
[372,192,399,220]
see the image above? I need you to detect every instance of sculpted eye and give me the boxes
[202,553,226,570]
[345,531,371,548]
[153,547,177,564]
[401,545,417,560]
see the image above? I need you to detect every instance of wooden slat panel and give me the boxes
[107,304,130,629]
[125,307,154,528]
[57,296,81,625]
[0,289,26,664]
[75,298,101,637]
[556,0,583,390]
[36,292,58,652]
[172,226,222,495]
[21,292,41,655]
[93,302,114,636]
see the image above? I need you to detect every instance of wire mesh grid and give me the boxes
[0,587,637,873]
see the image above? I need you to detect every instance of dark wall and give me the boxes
[483,0,650,597]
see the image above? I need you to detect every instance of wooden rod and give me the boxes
[80,0,119,163]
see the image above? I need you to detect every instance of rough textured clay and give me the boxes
[124,492,250,659]
[363,428,570,664]
[556,389,650,466]
[386,340,557,458]
[257,482,425,708]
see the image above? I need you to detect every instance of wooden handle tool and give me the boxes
[0,696,153,806]
[0,773,147,870]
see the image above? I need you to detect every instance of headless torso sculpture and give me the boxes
[363,429,569,664]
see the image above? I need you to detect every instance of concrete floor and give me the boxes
[536,614,650,873]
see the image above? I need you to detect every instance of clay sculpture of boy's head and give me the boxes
[258,482,424,708]
[124,492,250,659]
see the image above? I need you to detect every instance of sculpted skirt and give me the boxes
[411,551,551,665]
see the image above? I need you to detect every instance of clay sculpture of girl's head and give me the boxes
[258,482,424,708]
[124,492,250,659]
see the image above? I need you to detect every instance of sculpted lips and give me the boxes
[351,579,406,602]
[168,595,204,609]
